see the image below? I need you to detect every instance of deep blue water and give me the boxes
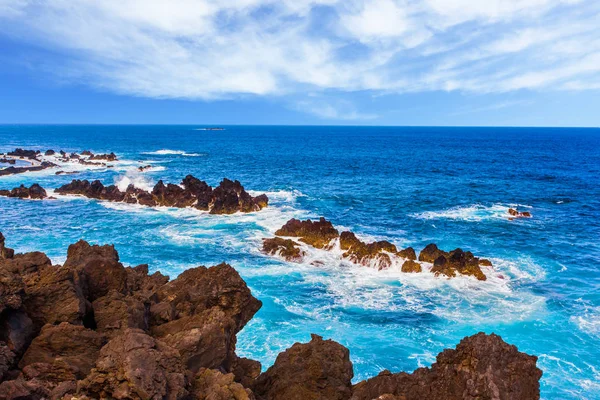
[1,125,599,399]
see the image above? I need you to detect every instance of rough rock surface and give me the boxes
[508,208,532,218]
[419,244,490,281]
[56,176,268,214]
[275,217,340,249]
[0,184,47,200]
[254,334,354,400]
[262,238,304,261]
[340,231,397,270]
[79,329,188,400]
[351,332,542,400]
[0,232,542,400]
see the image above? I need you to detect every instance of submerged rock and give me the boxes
[56,176,268,214]
[508,208,532,218]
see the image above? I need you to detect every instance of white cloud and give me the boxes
[0,0,598,119]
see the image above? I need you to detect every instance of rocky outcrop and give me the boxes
[7,149,39,159]
[0,184,47,200]
[89,152,117,161]
[0,162,57,177]
[0,232,542,400]
[262,238,304,261]
[509,208,532,218]
[275,217,340,249]
[253,334,354,400]
[419,244,488,281]
[56,176,269,214]
[266,218,488,279]
[351,332,542,400]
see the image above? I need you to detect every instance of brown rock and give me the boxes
[19,322,106,379]
[351,332,542,400]
[63,240,128,301]
[431,249,487,281]
[401,260,421,273]
[0,232,14,259]
[262,238,304,261]
[254,334,353,400]
[418,243,446,263]
[231,356,262,388]
[22,265,91,330]
[92,290,149,338]
[0,343,15,380]
[80,329,188,400]
[397,247,416,260]
[192,368,255,400]
[0,377,50,400]
[0,310,36,357]
[0,184,47,200]
[275,218,339,249]
[340,231,397,270]
[0,268,24,314]
[209,178,266,214]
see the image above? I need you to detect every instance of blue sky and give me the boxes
[0,0,599,126]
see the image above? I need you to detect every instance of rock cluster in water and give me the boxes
[508,208,532,219]
[0,184,47,200]
[56,176,269,214]
[0,148,119,177]
[0,233,542,399]
[264,218,492,280]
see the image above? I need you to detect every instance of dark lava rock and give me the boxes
[7,149,39,159]
[275,217,340,249]
[0,184,47,200]
[56,176,269,214]
[89,152,118,161]
[0,158,16,165]
[254,334,354,400]
[262,237,304,261]
[44,150,55,156]
[92,290,149,338]
[418,243,447,263]
[351,332,542,400]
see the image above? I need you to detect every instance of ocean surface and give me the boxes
[1,125,599,399]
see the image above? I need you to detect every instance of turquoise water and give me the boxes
[1,125,599,399]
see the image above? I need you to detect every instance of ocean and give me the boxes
[1,125,599,399]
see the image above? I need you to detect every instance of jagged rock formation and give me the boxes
[350,332,542,400]
[0,233,542,400]
[0,184,47,200]
[56,176,269,214]
[264,218,490,280]
[418,243,489,281]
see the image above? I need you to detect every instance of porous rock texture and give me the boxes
[0,232,542,400]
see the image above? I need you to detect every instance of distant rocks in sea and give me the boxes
[0,184,48,200]
[0,148,119,177]
[509,208,532,219]
[56,175,269,214]
[263,217,492,280]
[0,232,542,399]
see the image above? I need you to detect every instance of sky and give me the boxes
[0,0,599,126]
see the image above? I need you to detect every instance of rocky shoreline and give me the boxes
[0,148,119,177]
[55,176,268,214]
[0,233,542,399]
[263,218,492,280]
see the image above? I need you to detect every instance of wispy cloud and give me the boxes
[0,0,598,118]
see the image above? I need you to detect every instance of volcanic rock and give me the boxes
[254,334,353,400]
[508,208,532,218]
[262,238,304,261]
[19,322,106,379]
[401,260,422,273]
[92,290,149,338]
[275,217,339,249]
[340,231,397,270]
[192,368,255,400]
[89,152,117,161]
[79,329,188,400]
[0,184,47,200]
[7,149,39,159]
[350,332,542,400]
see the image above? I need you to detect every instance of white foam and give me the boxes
[571,307,600,338]
[114,173,155,192]
[412,203,533,222]
[142,149,205,157]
